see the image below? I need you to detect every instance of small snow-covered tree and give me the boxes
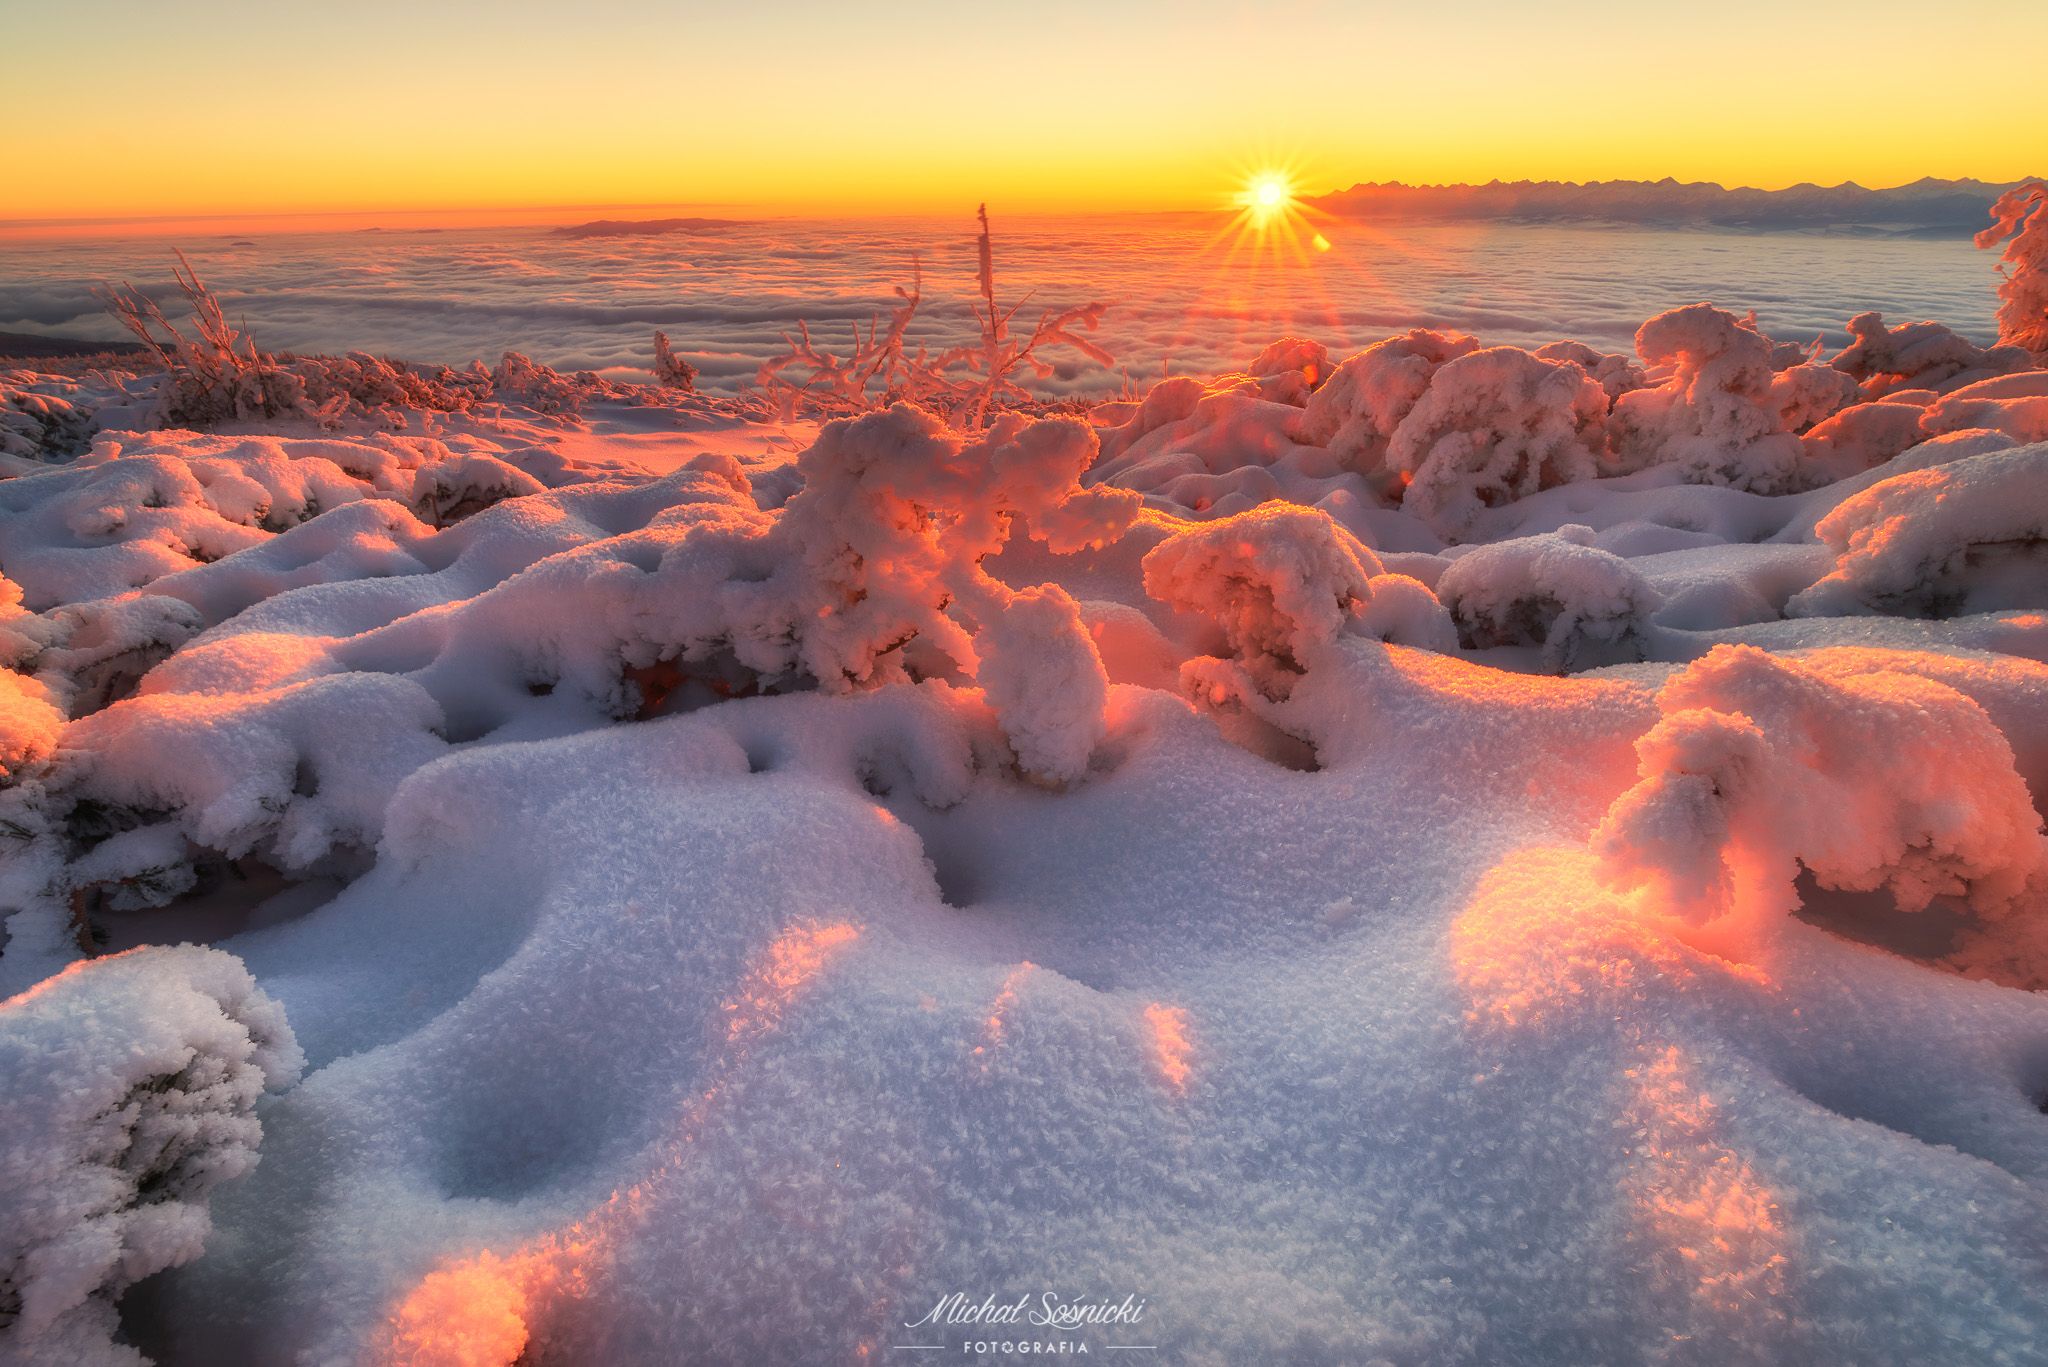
[1827,311,2030,396]
[1142,503,1453,703]
[756,209,1116,428]
[651,331,697,391]
[1977,180,2048,357]
[1384,346,1612,538]
[1609,304,1808,492]
[1593,645,2048,943]
[1297,328,1478,485]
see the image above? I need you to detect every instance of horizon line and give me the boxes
[5,173,2042,236]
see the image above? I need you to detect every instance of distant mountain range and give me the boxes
[1305,177,2038,235]
[550,217,746,239]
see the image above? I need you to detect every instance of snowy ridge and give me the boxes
[1,256,2048,1362]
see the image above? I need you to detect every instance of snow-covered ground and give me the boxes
[4,269,2048,1366]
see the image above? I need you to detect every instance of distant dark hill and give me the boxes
[0,331,151,361]
[1305,177,2038,235]
[550,217,747,239]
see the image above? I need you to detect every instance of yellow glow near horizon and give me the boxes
[2,0,2044,226]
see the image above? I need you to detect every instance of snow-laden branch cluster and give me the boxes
[755,207,1114,428]
[98,253,637,433]
[0,946,301,1365]
[1095,296,2043,540]
[1977,180,2048,358]
[1593,645,2048,962]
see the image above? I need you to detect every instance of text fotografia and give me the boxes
[906,1293,1147,1333]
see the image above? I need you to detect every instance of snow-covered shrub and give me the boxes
[0,576,64,781]
[1,374,100,462]
[974,585,1111,784]
[1976,180,2048,357]
[1087,379,1310,519]
[1142,503,1452,702]
[650,331,697,391]
[1593,645,2048,942]
[1435,526,1663,671]
[29,405,1138,908]
[756,208,1114,427]
[717,406,1135,782]
[0,434,443,610]
[34,596,204,718]
[100,253,617,431]
[487,351,618,417]
[1827,311,2032,397]
[1799,398,1933,478]
[1765,360,1858,433]
[409,453,546,527]
[0,945,301,1365]
[1297,328,1478,483]
[1245,336,1332,405]
[1532,339,1645,401]
[1383,346,1612,537]
[1786,441,2048,618]
[1609,304,1809,492]
[1916,370,2048,445]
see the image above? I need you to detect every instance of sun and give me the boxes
[1244,171,1295,224]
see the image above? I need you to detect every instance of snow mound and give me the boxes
[1436,526,1663,671]
[1787,441,2048,617]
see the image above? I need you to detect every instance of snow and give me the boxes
[4,286,2048,1365]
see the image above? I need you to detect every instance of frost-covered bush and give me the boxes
[1766,359,1859,433]
[1799,398,1934,478]
[1531,339,1645,401]
[409,453,547,527]
[1245,336,1333,406]
[15,405,1139,928]
[1142,503,1452,701]
[1435,526,1663,671]
[1593,645,2048,940]
[1,373,101,462]
[1787,441,2048,618]
[0,576,64,783]
[1384,346,1612,538]
[487,351,618,417]
[1827,311,2031,397]
[756,208,1114,427]
[1976,180,2048,357]
[1297,328,1478,482]
[100,253,619,431]
[1916,370,2048,445]
[0,946,301,1365]
[650,331,697,391]
[1610,304,1809,492]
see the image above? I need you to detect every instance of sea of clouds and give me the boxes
[0,214,2005,397]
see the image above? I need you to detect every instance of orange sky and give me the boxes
[5,0,2043,225]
